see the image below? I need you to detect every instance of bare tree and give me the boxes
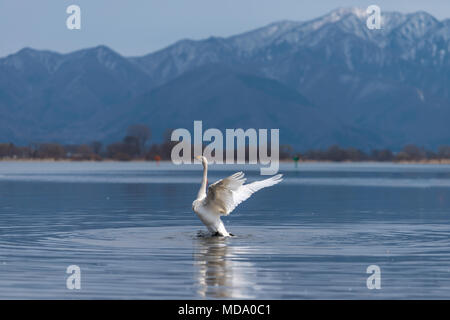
[438,146,450,159]
[127,124,151,155]
[91,141,102,155]
[37,143,65,159]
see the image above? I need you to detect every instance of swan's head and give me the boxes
[195,155,208,166]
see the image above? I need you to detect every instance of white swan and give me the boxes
[192,156,283,237]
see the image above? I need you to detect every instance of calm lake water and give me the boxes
[0,161,449,299]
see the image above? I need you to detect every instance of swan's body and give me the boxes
[192,156,283,237]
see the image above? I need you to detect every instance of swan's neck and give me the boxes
[197,162,208,199]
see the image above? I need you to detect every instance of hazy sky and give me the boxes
[1,0,449,58]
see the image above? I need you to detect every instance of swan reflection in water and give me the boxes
[193,235,259,298]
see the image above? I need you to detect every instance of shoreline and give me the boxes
[1,159,450,164]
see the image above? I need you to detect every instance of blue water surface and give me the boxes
[0,161,449,299]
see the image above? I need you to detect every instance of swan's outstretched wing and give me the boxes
[203,172,283,215]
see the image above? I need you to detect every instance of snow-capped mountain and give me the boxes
[0,7,449,150]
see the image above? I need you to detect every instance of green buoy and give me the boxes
[293,155,300,168]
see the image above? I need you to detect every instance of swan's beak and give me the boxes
[195,156,202,160]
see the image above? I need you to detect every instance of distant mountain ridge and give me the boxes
[1,7,449,150]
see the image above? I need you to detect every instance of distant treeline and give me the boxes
[287,144,450,162]
[0,125,175,162]
[1,124,450,162]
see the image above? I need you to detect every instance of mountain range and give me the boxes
[1,7,449,151]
